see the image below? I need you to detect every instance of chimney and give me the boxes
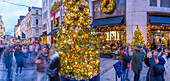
[28,7,31,12]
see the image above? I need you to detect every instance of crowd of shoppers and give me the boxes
[119,43,169,81]
[0,43,61,81]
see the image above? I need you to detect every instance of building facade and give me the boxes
[41,0,61,44]
[19,7,42,43]
[90,0,170,51]
[42,0,170,50]
[0,16,5,44]
[14,16,25,43]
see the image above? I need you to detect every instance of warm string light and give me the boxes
[54,0,100,80]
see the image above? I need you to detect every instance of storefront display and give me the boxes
[147,25,170,50]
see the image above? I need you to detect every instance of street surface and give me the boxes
[0,57,169,81]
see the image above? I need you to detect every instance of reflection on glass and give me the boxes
[161,0,170,7]
[150,0,157,6]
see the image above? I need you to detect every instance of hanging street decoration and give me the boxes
[101,0,115,14]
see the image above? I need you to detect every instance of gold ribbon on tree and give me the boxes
[101,0,115,14]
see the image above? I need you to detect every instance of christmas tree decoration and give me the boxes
[56,0,100,80]
[131,25,145,51]
[50,1,61,14]
[101,0,115,14]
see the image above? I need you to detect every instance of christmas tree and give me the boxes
[55,0,100,80]
[131,25,145,51]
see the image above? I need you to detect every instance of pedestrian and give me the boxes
[28,44,33,64]
[125,44,132,81]
[160,51,169,79]
[34,44,49,81]
[132,45,143,81]
[2,45,13,81]
[47,47,61,81]
[146,52,165,81]
[22,45,28,67]
[14,46,24,75]
[119,46,132,81]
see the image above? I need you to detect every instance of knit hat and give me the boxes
[157,56,166,65]
[136,45,142,48]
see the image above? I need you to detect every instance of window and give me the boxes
[36,19,38,25]
[150,0,157,6]
[43,1,46,9]
[161,0,170,7]
[27,21,31,27]
[43,11,48,20]
[36,10,38,15]
[36,29,39,35]
[46,0,48,6]
[43,24,47,30]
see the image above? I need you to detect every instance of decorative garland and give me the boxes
[53,18,58,27]
[101,0,115,14]
[50,2,61,14]
[147,25,170,49]
[95,26,126,45]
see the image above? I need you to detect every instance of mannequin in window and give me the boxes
[111,34,115,43]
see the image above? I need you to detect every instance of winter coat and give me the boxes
[3,49,12,68]
[34,51,48,72]
[48,52,61,81]
[14,51,24,67]
[145,57,165,81]
[132,49,143,73]
[119,50,132,69]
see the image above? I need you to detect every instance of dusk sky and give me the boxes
[0,0,42,36]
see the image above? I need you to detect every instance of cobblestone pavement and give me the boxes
[0,58,169,81]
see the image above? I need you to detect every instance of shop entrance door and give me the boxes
[150,30,170,50]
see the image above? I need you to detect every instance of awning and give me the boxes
[91,16,124,28]
[27,38,31,41]
[47,29,58,36]
[20,39,25,41]
[150,16,170,26]
[40,32,47,37]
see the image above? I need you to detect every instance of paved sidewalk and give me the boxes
[100,58,170,81]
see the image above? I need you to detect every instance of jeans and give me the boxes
[37,72,49,81]
[16,66,22,74]
[7,67,12,81]
[134,70,141,81]
[121,69,126,81]
[126,70,130,81]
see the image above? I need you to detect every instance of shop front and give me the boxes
[147,15,170,50]
[92,0,126,58]
[47,29,58,44]
[40,32,47,44]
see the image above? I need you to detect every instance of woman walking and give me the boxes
[22,45,28,67]
[14,46,24,75]
[47,47,61,81]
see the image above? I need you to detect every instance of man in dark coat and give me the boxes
[132,45,143,81]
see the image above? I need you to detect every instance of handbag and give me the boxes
[46,68,57,77]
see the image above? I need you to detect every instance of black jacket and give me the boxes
[48,53,61,81]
